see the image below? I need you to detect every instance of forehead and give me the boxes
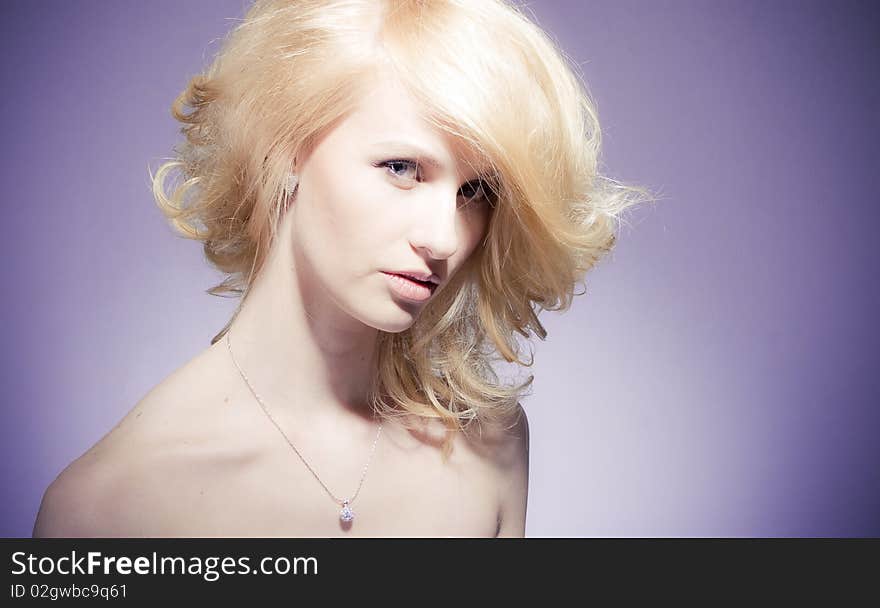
[342,72,492,179]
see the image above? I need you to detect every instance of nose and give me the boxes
[409,185,461,260]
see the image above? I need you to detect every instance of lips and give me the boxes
[390,272,434,287]
[382,271,437,301]
[387,270,439,285]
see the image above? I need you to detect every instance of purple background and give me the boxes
[2,0,877,537]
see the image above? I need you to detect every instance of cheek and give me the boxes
[458,207,491,256]
[298,173,391,272]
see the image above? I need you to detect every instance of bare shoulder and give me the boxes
[460,403,530,537]
[33,392,180,537]
[494,403,530,537]
[33,438,133,537]
[33,342,235,538]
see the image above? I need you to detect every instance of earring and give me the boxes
[285,172,299,195]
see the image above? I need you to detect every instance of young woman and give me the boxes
[34,0,649,537]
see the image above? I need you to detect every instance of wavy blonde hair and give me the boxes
[150,0,654,459]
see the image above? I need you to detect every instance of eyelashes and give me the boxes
[378,159,497,208]
[380,159,422,182]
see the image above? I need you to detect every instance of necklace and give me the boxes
[225,330,383,524]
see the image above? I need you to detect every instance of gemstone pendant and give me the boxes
[340,500,354,522]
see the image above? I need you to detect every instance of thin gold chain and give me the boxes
[225,330,382,507]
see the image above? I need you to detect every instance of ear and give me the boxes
[286,172,299,194]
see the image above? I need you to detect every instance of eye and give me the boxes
[459,179,498,209]
[378,159,499,209]
[379,159,422,182]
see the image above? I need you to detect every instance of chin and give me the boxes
[373,317,416,334]
[365,306,419,333]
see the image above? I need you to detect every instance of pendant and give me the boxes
[340,500,354,522]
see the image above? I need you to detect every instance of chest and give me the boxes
[133,437,500,537]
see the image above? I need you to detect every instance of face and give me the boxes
[288,71,496,333]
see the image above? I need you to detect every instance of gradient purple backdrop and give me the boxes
[2,0,877,537]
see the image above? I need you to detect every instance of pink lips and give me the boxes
[382,272,436,302]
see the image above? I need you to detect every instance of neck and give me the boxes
[225,219,380,424]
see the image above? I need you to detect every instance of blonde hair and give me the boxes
[150,0,654,459]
